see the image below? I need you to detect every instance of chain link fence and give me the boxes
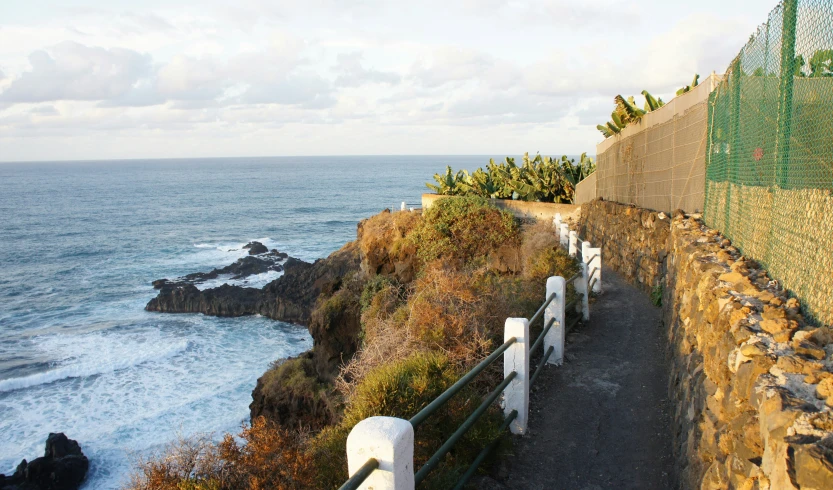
[704,0,833,326]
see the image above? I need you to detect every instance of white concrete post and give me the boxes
[400,202,406,211]
[568,231,578,257]
[544,276,566,365]
[581,241,590,263]
[553,213,562,231]
[346,416,415,490]
[586,247,602,293]
[574,263,591,321]
[559,223,569,248]
[409,207,414,213]
[503,318,529,435]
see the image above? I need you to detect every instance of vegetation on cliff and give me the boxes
[127,197,578,490]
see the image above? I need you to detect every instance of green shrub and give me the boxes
[310,352,503,489]
[408,196,519,266]
[651,284,663,307]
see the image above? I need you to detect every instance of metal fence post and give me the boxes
[346,417,415,490]
[559,223,569,248]
[586,247,602,293]
[568,231,578,257]
[503,318,529,434]
[544,276,566,366]
[575,262,590,321]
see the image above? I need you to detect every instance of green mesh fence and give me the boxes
[704,0,833,326]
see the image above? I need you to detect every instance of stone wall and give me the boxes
[665,215,833,489]
[580,198,833,488]
[421,194,580,222]
[578,199,669,295]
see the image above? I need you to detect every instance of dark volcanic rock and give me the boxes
[152,255,284,290]
[0,433,89,490]
[146,241,361,326]
[243,241,268,255]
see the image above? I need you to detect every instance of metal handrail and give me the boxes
[566,315,581,333]
[564,296,580,312]
[339,458,379,490]
[414,371,518,484]
[529,317,556,354]
[529,345,555,386]
[452,410,518,490]
[565,271,581,285]
[529,292,556,326]
[589,277,598,292]
[409,337,517,428]
[584,254,600,264]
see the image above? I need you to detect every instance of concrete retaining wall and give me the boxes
[421,194,579,222]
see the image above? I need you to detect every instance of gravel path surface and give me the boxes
[479,267,675,490]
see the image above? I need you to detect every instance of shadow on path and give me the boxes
[481,267,674,490]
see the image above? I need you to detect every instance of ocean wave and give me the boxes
[0,339,190,393]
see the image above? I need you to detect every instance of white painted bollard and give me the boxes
[400,202,406,211]
[586,247,602,293]
[503,318,529,435]
[544,276,566,365]
[553,213,562,231]
[346,416,415,490]
[575,263,591,321]
[581,241,590,262]
[409,207,414,213]
[568,231,578,257]
[559,224,569,248]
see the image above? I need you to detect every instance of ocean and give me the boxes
[0,155,497,489]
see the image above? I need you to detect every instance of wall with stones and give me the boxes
[580,198,833,488]
[578,199,669,295]
[665,215,833,489]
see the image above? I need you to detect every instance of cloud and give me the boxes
[334,52,400,87]
[0,41,152,103]
[29,105,59,116]
[238,73,336,108]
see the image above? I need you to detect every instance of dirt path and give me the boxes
[482,267,674,490]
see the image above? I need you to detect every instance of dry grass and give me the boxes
[124,418,315,490]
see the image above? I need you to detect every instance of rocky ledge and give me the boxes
[0,433,89,490]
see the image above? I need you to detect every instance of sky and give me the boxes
[0,0,777,162]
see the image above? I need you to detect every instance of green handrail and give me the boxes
[589,277,598,293]
[565,271,581,285]
[564,296,580,313]
[566,315,581,333]
[529,345,555,387]
[584,254,600,264]
[414,371,518,484]
[529,317,555,354]
[529,292,556,326]
[451,410,518,490]
[338,458,379,490]
[409,337,517,428]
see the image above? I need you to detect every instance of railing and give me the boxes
[339,213,602,490]
[400,202,422,212]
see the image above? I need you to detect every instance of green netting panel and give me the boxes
[704,0,833,326]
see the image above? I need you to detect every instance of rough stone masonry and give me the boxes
[580,199,833,489]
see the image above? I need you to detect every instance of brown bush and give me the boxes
[125,418,314,490]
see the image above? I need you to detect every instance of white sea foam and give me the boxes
[0,335,189,393]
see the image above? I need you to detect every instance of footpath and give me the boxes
[480,267,675,490]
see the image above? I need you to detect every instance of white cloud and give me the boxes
[0,41,152,103]
[334,52,400,87]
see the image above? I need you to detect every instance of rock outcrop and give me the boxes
[243,241,269,255]
[146,241,360,326]
[152,254,285,290]
[0,433,89,490]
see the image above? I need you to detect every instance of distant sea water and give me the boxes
[0,156,502,489]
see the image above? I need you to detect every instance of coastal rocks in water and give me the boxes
[0,433,89,490]
[152,255,285,290]
[147,240,361,326]
[243,241,269,255]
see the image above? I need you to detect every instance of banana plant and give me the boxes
[676,73,700,96]
[425,166,466,195]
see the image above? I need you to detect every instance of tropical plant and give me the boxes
[425,153,596,204]
[597,90,665,138]
[676,73,700,96]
